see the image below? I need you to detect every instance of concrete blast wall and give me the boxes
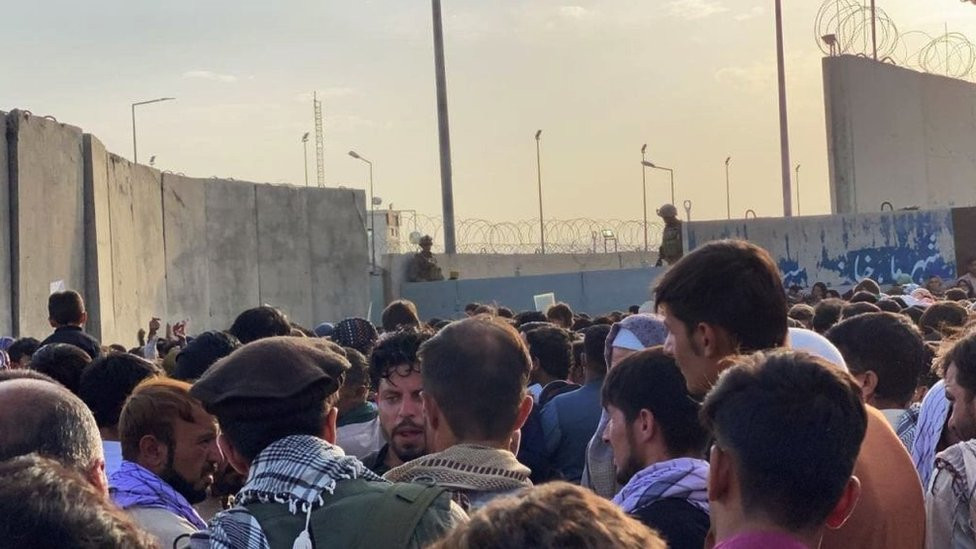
[825,55,976,213]
[2,109,368,342]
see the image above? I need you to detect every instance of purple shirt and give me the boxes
[715,531,810,549]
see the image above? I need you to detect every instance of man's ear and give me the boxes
[513,395,534,431]
[708,444,732,503]
[531,357,541,373]
[636,409,656,445]
[699,323,734,359]
[137,435,168,471]
[88,458,108,497]
[322,407,338,445]
[825,476,862,529]
[860,372,879,402]
[80,311,88,326]
[423,393,441,432]
[218,433,251,477]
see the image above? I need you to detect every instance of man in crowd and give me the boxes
[655,239,925,549]
[335,347,383,459]
[928,331,976,547]
[112,378,221,546]
[40,290,101,359]
[78,352,160,478]
[545,303,575,330]
[826,312,929,448]
[541,324,610,484]
[7,337,40,369]
[228,305,291,344]
[602,348,710,549]
[385,316,534,511]
[189,337,463,548]
[524,325,576,404]
[703,351,866,549]
[363,328,432,475]
[171,330,241,382]
[0,378,108,494]
[29,342,92,395]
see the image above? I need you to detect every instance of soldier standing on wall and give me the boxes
[406,235,445,282]
[656,204,684,267]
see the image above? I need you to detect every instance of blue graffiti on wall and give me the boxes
[779,258,809,287]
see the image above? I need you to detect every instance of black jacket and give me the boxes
[632,498,709,549]
[41,326,102,359]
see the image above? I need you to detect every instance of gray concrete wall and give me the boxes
[162,174,209,331]
[308,187,370,324]
[82,134,115,343]
[824,56,976,213]
[7,111,87,338]
[0,112,11,337]
[204,179,261,333]
[256,184,313,326]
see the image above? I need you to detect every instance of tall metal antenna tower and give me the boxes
[313,91,325,187]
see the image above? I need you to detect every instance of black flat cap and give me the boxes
[190,336,349,407]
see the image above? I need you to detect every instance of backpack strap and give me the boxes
[358,482,448,549]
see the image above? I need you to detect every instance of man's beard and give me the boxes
[389,419,428,463]
[614,427,644,485]
[159,452,214,505]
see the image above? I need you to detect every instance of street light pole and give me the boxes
[641,144,648,253]
[795,163,801,215]
[535,130,545,254]
[302,133,310,187]
[641,160,675,206]
[431,0,457,254]
[349,151,376,273]
[725,156,732,220]
[131,97,175,164]
[774,0,793,217]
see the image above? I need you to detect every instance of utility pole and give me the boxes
[431,0,457,253]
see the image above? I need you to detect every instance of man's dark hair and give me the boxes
[654,240,788,353]
[420,316,531,441]
[788,304,814,324]
[0,455,156,548]
[826,313,928,406]
[546,303,574,327]
[853,279,881,296]
[29,343,92,395]
[602,347,708,457]
[48,290,86,326]
[7,337,40,364]
[876,299,902,313]
[172,331,241,381]
[903,306,925,325]
[341,347,370,390]
[628,305,641,315]
[849,291,879,304]
[0,369,58,384]
[583,324,611,376]
[525,326,573,380]
[940,331,976,396]
[78,353,160,429]
[514,311,548,327]
[464,303,482,314]
[812,298,844,334]
[572,317,594,331]
[381,300,422,332]
[701,351,866,532]
[919,302,969,338]
[946,288,970,302]
[841,301,881,320]
[0,380,102,474]
[497,307,515,319]
[370,328,433,391]
[228,306,291,344]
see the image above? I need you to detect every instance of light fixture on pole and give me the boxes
[795,163,801,216]
[535,129,545,254]
[640,144,648,253]
[349,150,376,273]
[301,133,310,187]
[641,159,675,206]
[725,156,732,220]
[131,97,175,164]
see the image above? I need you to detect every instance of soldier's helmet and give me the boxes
[657,204,678,218]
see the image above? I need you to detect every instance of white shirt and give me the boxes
[335,417,384,460]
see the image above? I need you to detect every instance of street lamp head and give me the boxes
[535,130,542,140]
[725,156,732,166]
[641,144,647,154]
[302,132,310,142]
[348,150,361,159]
[641,160,656,168]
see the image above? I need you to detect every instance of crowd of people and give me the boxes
[2,240,976,548]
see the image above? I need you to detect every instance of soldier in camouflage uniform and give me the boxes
[407,235,445,282]
[656,204,683,267]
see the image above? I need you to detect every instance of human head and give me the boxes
[0,455,156,548]
[702,351,865,539]
[419,316,533,450]
[946,287,969,302]
[48,290,87,327]
[79,353,159,435]
[381,300,422,332]
[7,337,40,368]
[919,302,969,339]
[428,482,665,549]
[853,278,881,296]
[336,347,370,416]
[332,317,379,356]
[848,291,878,304]
[497,306,515,319]
[657,203,678,222]
[420,235,434,252]
[926,275,945,296]
[967,258,976,278]
[524,326,573,385]
[119,378,221,504]
[29,343,92,395]
[0,379,106,494]
[228,305,291,344]
[171,330,241,381]
[788,304,815,330]
[602,348,708,484]
[826,313,927,408]
[840,301,881,320]
[811,282,828,300]
[582,324,611,377]
[654,240,788,395]
[603,314,669,369]
[514,310,547,327]
[876,299,902,313]
[370,328,433,464]
[464,302,482,316]
[190,337,348,471]
[545,303,574,329]
[941,332,976,441]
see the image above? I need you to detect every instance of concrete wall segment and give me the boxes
[0,112,11,337]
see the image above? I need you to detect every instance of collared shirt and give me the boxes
[40,325,101,359]
[540,379,602,483]
[714,531,809,549]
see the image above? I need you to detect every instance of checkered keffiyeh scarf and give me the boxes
[612,457,710,515]
[189,435,383,549]
[384,444,531,495]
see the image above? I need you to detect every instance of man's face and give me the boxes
[968,260,976,277]
[660,304,714,396]
[377,368,427,463]
[603,405,643,485]
[160,406,221,504]
[945,363,976,441]
[926,277,944,296]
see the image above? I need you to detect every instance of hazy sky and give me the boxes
[3,0,974,223]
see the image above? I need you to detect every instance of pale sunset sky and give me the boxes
[2,0,974,223]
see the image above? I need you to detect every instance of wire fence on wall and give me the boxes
[381,212,664,255]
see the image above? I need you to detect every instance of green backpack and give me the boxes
[246,479,447,549]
